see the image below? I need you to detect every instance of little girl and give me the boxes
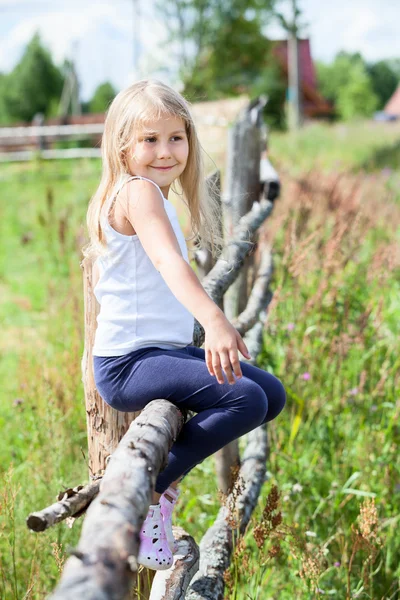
[83,79,286,571]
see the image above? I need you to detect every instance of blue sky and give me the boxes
[0,0,399,101]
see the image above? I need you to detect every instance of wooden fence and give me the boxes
[26,98,280,600]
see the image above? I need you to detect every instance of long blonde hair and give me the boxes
[82,79,224,261]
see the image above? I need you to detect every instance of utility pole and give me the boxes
[287,10,301,130]
[277,0,303,130]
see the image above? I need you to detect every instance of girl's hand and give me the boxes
[204,316,251,384]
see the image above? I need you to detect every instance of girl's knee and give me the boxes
[240,380,269,426]
[264,377,286,422]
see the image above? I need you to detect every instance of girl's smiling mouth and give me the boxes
[150,165,176,170]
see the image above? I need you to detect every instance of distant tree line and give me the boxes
[316,52,400,120]
[0,21,398,129]
[0,33,117,126]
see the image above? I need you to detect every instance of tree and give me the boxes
[3,32,63,123]
[156,0,277,101]
[367,60,398,109]
[0,73,10,125]
[316,52,378,120]
[336,62,378,119]
[88,82,117,113]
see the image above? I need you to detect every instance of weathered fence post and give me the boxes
[194,171,240,494]
[223,97,267,319]
[81,257,142,477]
[213,97,267,494]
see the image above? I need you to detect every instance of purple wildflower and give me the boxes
[302,372,311,381]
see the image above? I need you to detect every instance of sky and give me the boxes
[0,0,399,101]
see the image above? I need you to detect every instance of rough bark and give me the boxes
[192,196,274,348]
[231,246,273,336]
[26,479,101,532]
[81,256,141,479]
[223,98,267,321]
[48,400,184,600]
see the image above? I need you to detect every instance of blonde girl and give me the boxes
[83,79,286,570]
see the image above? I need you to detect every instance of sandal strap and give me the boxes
[164,486,180,502]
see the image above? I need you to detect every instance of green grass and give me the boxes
[269,120,400,174]
[1,120,399,599]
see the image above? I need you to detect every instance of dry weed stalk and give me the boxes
[346,497,382,598]
[51,541,66,574]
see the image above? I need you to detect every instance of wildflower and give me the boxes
[292,483,303,493]
[349,387,358,396]
[334,561,341,567]
[286,322,295,331]
[302,372,311,381]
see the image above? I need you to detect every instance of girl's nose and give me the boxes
[157,142,172,159]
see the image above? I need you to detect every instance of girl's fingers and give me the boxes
[237,332,251,359]
[206,348,214,377]
[220,350,235,384]
[229,349,242,379]
[211,351,224,385]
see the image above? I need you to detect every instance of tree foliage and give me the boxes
[316,52,380,119]
[88,82,117,113]
[1,32,64,123]
[367,60,398,109]
[155,0,285,125]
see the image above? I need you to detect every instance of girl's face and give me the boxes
[127,115,189,198]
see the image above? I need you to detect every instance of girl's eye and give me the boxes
[143,136,183,143]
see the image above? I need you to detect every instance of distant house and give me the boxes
[273,38,334,119]
[383,84,400,118]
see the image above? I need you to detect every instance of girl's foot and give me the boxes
[138,503,173,570]
[159,486,181,553]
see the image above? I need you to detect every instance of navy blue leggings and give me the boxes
[93,345,286,494]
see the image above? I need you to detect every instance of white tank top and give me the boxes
[92,175,194,357]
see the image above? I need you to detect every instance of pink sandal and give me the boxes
[138,503,173,570]
[160,486,181,553]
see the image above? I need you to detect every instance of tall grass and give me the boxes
[0,121,399,599]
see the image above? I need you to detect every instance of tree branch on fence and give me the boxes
[193,197,274,347]
[231,247,273,336]
[26,479,101,532]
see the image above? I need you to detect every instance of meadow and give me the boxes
[0,120,399,599]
